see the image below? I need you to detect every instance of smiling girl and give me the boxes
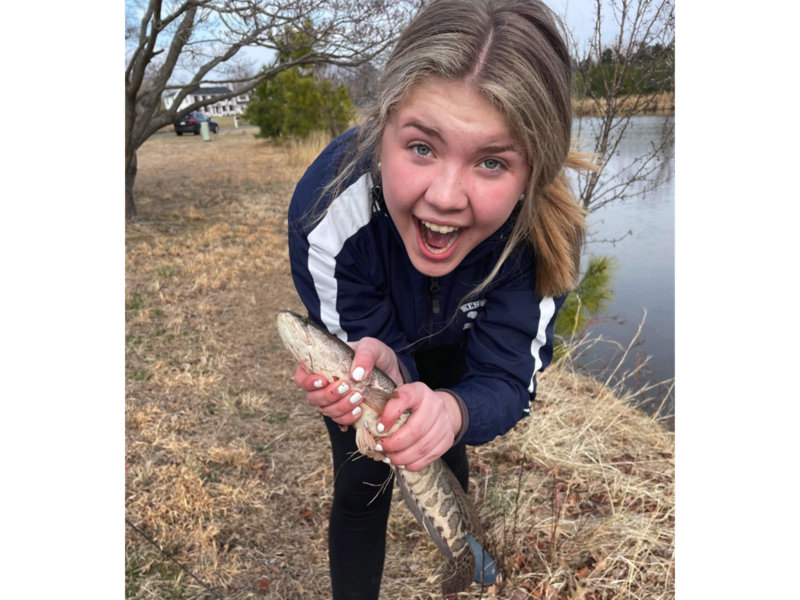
[286,0,591,597]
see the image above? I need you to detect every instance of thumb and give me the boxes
[349,337,401,386]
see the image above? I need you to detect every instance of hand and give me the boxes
[293,365,364,427]
[292,337,404,427]
[376,384,463,472]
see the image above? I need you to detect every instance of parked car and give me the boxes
[174,112,219,136]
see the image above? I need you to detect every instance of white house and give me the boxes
[163,86,251,117]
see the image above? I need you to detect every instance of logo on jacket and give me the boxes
[459,300,486,330]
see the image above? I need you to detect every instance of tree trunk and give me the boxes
[126,149,138,220]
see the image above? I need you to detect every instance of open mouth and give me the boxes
[418,219,462,255]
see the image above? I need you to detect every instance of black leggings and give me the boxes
[325,344,470,600]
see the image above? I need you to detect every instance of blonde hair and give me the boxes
[320,0,594,298]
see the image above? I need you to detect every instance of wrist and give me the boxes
[436,390,463,439]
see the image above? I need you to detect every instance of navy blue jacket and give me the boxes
[288,129,565,446]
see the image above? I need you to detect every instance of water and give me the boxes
[568,115,675,421]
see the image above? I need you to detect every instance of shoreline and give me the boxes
[572,91,675,117]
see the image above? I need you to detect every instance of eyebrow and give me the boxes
[401,120,523,156]
[402,121,443,142]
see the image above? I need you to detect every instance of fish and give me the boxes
[276,310,498,598]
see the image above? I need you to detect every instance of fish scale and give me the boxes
[276,310,498,597]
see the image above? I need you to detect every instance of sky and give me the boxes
[237,1,627,75]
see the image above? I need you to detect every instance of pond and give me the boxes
[569,115,675,424]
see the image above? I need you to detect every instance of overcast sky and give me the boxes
[238,0,625,76]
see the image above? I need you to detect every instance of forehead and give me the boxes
[391,79,520,148]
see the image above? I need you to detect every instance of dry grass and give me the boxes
[572,92,674,117]
[126,130,674,600]
[283,132,333,169]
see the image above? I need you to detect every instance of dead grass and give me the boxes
[126,130,674,600]
[572,92,674,117]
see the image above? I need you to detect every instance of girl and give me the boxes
[287,1,590,597]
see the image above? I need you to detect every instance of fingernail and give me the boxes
[382,457,391,464]
[349,392,362,405]
[313,380,324,388]
[397,465,405,470]
[337,382,350,394]
[377,423,385,433]
[352,366,365,381]
[352,406,362,416]
[374,443,383,452]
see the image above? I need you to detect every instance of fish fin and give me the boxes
[395,469,453,562]
[360,386,396,414]
[441,551,476,596]
[465,533,498,585]
[355,426,375,455]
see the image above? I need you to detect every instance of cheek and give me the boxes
[472,189,519,231]
[382,161,424,213]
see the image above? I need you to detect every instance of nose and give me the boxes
[423,165,468,213]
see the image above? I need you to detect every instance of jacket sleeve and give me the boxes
[450,262,566,446]
[287,141,421,382]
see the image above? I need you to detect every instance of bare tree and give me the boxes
[325,61,383,108]
[125,0,423,220]
[565,0,675,214]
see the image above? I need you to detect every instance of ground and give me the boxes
[125,129,674,600]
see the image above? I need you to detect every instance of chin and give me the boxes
[408,253,459,278]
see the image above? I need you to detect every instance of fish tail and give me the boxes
[466,533,499,585]
[441,551,476,597]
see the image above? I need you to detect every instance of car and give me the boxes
[174,112,219,136]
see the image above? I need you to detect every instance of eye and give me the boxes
[481,158,504,171]
[412,144,432,157]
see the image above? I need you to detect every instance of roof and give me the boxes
[164,86,232,97]
[191,86,232,95]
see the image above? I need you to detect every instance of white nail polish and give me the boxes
[397,465,406,470]
[314,380,324,388]
[374,443,383,452]
[337,382,349,394]
[382,457,391,464]
[377,423,385,433]
[352,406,362,416]
[352,366,365,381]
[350,392,362,404]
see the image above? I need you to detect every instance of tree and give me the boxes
[244,64,354,140]
[328,61,382,107]
[564,0,675,213]
[125,0,423,220]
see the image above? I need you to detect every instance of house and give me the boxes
[163,86,250,117]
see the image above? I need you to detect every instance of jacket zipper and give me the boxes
[430,277,440,315]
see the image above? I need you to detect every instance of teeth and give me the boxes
[421,220,460,234]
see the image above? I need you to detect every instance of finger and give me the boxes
[320,390,365,422]
[348,338,381,383]
[306,377,353,408]
[377,383,429,450]
[294,365,328,392]
[350,337,402,386]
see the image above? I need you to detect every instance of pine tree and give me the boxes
[553,255,616,358]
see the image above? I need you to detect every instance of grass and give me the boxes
[126,129,674,599]
[572,92,675,117]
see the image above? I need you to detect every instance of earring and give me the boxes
[519,193,525,201]
[377,161,382,170]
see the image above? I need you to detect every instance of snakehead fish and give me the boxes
[276,310,498,598]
